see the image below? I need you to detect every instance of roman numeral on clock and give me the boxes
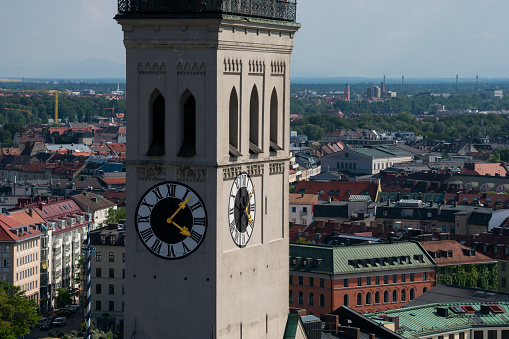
[193,217,206,226]
[189,201,202,212]
[190,230,202,243]
[151,239,162,254]
[137,215,149,224]
[182,242,191,254]
[141,199,154,211]
[153,187,163,200]
[167,244,176,258]
[166,184,176,197]
[229,220,236,233]
[140,228,154,242]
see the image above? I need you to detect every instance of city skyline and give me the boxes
[1,0,509,79]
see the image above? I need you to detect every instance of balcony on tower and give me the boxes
[117,0,297,22]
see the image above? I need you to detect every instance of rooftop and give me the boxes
[365,301,509,338]
[290,242,435,275]
[116,0,298,23]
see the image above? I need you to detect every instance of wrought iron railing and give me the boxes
[117,0,297,22]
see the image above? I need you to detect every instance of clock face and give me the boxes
[228,173,255,247]
[135,182,207,260]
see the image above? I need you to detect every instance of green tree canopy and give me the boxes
[0,281,39,338]
[104,207,126,226]
[55,288,72,309]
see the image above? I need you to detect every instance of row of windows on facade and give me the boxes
[289,287,427,307]
[17,266,38,281]
[17,252,38,266]
[96,268,125,279]
[290,273,427,287]
[147,86,282,157]
[289,291,325,307]
[17,240,38,252]
[95,252,125,262]
[95,283,125,296]
[20,280,38,293]
[95,300,123,313]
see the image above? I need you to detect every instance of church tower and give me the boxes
[115,1,299,338]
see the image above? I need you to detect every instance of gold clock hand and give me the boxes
[171,221,191,237]
[245,184,255,223]
[166,196,192,224]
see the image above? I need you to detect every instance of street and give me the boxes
[22,311,83,339]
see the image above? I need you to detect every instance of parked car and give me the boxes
[39,320,53,331]
[35,317,48,327]
[53,317,67,327]
[65,304,79,314]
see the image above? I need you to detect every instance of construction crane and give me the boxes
[48,90,69,125]
[4,107,32,123]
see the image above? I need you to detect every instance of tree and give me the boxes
[0,281,39,339]
[55,288,72,309]
[104,207,126,225]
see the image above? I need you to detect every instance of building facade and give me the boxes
[89,223,125,334]
[289,242,436,317]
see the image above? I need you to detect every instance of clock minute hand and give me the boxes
[167,196,192,224]
[244,184,255,223]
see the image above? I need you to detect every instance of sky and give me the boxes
[1,0,509,79]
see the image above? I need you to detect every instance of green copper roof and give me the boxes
[283,313,302,339]
[365,302,509,338]
[290,242,435,275]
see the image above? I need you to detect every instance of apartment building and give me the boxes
[0,214,42,302]
[90,223,125,334]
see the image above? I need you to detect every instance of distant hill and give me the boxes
[290,77,509,85]
[0,58,125,80]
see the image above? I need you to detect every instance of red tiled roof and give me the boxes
[101,177,126,185]
[0,214,41,242]
[420,240,496,266]
[289,193,319,205]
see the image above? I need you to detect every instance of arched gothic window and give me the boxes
[269,88,281,151]
[375,291,380,304]
[343,294,349,306]
[249,86,262,154]
[178,92,196,157]
[229,87,241,156]
[147,91,165,156]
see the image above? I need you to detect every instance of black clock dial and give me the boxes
[228,173,255,247]
[135,182,207,260]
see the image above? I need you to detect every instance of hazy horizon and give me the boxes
[2,0,509,79]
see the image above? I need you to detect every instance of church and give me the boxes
[115,0,300,337]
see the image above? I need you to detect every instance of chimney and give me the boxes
[480,304,490,315]
[28,208,32,217]
[289,308,307,317]
[383,315,399,330]
[337,326,360,339]
[387,199,390,206]
[323,314,339,332]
